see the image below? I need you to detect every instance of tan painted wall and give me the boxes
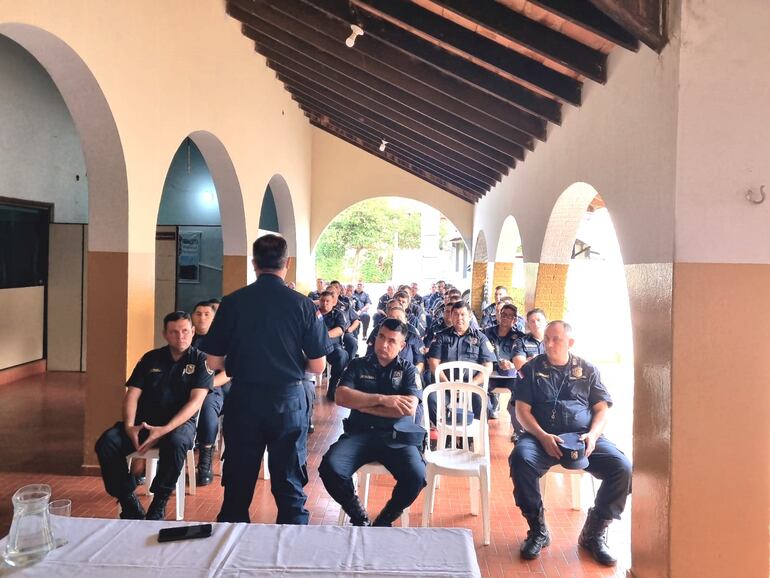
[309,129,474,264]
[0,286,44,370]
[671,263,770,578]
[47,224,86,371]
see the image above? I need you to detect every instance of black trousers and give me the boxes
[319,431,426,514]
[326,346,349,399]
[343,332,358,361]
[95,420,195,497]
[509,434,632,520]
[197,386,228,446]
[217,382,311,525]
[359,313,371,336]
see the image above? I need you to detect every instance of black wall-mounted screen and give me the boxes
[0,202,50,289]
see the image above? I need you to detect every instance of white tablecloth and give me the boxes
[1,517,481,577]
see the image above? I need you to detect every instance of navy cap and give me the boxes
[557,432,589,470]
[387,422,428,449]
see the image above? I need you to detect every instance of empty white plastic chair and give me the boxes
[433,361,490,450]
[421,381,491,545]
[126,446,196,521]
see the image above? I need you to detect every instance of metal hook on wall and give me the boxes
[745,185,766,204]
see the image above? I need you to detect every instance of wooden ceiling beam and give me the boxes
[275,69,514,174]
[432,0,607,83]
[228,0,561,124]
[299,104,493,193]
[291,0,564,117]
[287,87,506,184]
[241,16,547,140]
[310,120,480,202]
[588,0,667,52]
[256,39,535,153]
[267,56,529,161]
[357,0,581,105]
[528,0,640,51]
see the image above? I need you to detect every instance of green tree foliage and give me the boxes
[315,199,421,282]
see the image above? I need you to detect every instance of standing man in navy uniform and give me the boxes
[319,319,426,527]
[510,321,631,566]
[94,311,211,520]
[203,234,332,525]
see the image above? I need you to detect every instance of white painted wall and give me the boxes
[0,34,87,223]
[473,39,681,266]
[675,0,770,264]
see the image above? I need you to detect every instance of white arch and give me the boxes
[0,23,127,253]
[496,215,523,263]
[189,131,248,258]
[540,182,599,265]
[264,174,297,258]
[473,229,488,262]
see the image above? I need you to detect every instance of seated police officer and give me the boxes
[426,301,495,424]
[329,281,360,361]
[353,281,372,337]
[394,289,427,339]
[510,321,632,566]
[483,303,524,420]
[481,285,508,328]
[94,311,211,520]
[373,285,395,327]
[366,302,425,374]
[308,277,325,304]
[508,308,548,439]
[318,290,350,401]
[190,301,231,486]
[319,319,426,527]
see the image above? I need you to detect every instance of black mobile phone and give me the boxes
[157,523,213,543]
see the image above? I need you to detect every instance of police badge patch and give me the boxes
[392,370,403,387]
[571,450,579,460]
[571,366,583,379]
[184,364,196,375]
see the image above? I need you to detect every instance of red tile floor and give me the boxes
[0,371,632,577]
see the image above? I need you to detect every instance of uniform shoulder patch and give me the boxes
[204,360,214,376]
[485,340,495,353]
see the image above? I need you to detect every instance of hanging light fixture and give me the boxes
[379,139,388,152]
[346,24,364,47]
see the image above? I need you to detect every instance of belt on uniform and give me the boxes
[230,380,305,394]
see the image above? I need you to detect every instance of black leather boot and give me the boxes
[520,508,550,560]
[578,507,617,566]
[372,501,403,527]
[342,496,370,527]
[118,492,145,520]
[145,492,171,521]
[196,445,214,486]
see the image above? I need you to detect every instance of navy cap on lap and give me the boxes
[557,432,589,470]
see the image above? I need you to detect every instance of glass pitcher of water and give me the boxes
[3,484,55,567]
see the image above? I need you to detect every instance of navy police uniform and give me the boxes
[203,273,333,524]
[336,296,360,360]
[373,292,391,327]
[366,323,425,368]
[353,290,372,336]
[509,354,632,521]
[192,333,230,447]
[322,306,350,400]
[319,355,426,520]
[481,304,526,332]
[508,333,546,427]
[95,345,212,498]
[483,325,524,416]
[426,326,496,423]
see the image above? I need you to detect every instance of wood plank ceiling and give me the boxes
[225,0,663,203]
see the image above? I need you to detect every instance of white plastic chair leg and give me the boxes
[146,458,157,497]
[175,468,185,520]
[422,471,435,527]
[337,472,359,525]
[430,474,438,514]
[570,473,582,510]
[480,465,490,546]
[362,472,371,506]
[470,477,480,516]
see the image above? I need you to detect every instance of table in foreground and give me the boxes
[1,516,481,577]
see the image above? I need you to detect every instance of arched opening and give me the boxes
[0,24,129,469]
[538,182,634,566]
[257,174,297,284]
[312,197,468,302]
[493,215,526,314]
[470,230,489,316]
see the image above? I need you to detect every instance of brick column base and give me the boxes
[471,261,488,317]
[534,263,569,320]
[492,261,513,292]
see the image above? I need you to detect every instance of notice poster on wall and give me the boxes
[178,231,201,283]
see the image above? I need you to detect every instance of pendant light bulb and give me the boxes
[346,24,364,48]
[379,139,388,152]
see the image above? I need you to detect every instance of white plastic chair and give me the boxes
[126,446,196,521]
[540,464,597,511]
[433,361,490,449]
[336,462,410,527]
[421,381,491,546]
